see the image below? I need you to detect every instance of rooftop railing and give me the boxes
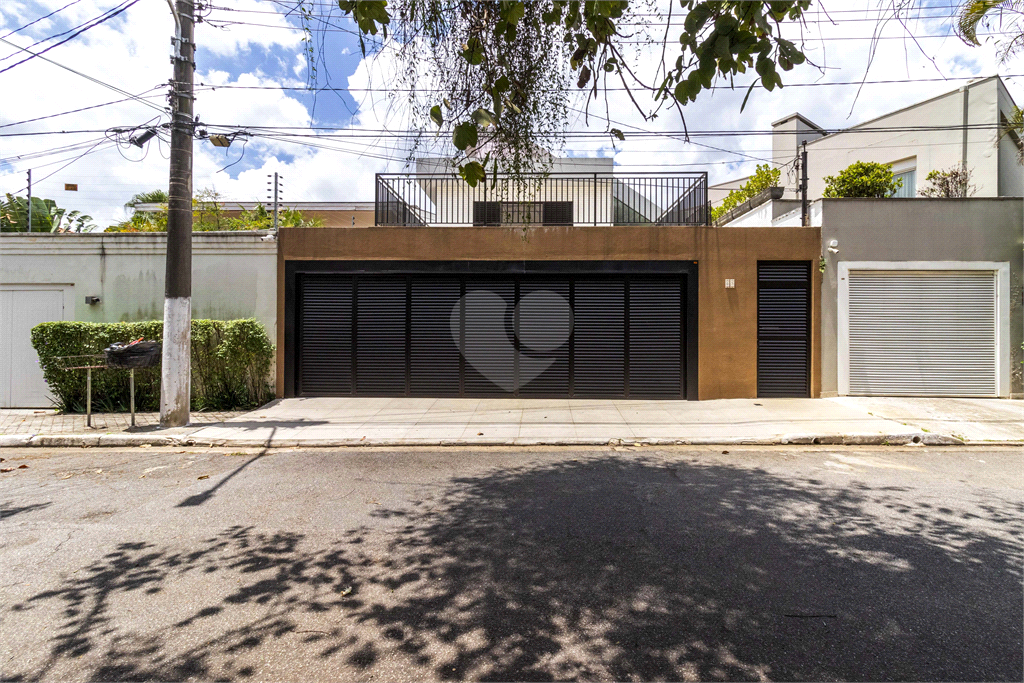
[375,172,709,227]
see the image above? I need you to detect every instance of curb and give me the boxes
[0,431,983,448]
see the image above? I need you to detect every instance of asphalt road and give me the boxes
[1,445,1021,682]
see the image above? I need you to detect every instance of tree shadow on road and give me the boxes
[7,456,1023,681]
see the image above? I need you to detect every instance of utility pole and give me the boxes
[26,170,32,231]
[800,141,809,227]
[160,0,195,427]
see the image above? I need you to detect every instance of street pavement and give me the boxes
[1,444,1021,681]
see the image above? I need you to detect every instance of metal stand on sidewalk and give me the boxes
[56,351,151,429]
[130,369,135,427]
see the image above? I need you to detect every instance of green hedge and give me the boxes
[31,319,274,413]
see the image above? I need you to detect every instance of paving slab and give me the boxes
[5,396,1012,448]
[829,397,1024,443]
[182,397,926,447]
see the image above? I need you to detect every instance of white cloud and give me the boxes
[1,0,1021,227]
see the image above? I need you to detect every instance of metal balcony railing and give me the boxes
[375,172,709,227]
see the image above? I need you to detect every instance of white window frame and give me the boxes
[837,262,1011,397]
[889,157,917,198]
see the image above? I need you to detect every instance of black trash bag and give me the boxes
[105,340,162,369]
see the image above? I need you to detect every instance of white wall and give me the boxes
[0,232,277,331]
[797,77,1019,199]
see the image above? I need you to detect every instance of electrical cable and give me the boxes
[0,0,142,75]
[0,0,87,41]
[0,36,168,114]
[0,89,168,129]
[191,74,1024,95]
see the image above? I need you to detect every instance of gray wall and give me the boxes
[0,231,277,332]
[819,198,1024,397]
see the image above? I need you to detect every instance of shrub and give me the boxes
[822,161,902,198]
[711,164,781,222]
[920,163,977,198]
[31,319,274,413]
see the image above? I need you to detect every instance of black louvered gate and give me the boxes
[757,261,811,397]
[296,270,691,399]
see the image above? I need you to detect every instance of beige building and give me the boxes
[710,75,1023,204]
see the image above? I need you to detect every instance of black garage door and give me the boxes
[294,269,693,399]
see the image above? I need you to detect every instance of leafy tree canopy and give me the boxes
[711,163,781,222]
[106,188,324,232]
[124,189,169,208]
[304,0,813,184]
[822,161,903,199]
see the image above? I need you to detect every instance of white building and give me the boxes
[710,75,1023,205]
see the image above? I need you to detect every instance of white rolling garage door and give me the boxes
[846,271,997,396]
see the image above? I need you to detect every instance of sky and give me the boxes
[0,0,1022,227]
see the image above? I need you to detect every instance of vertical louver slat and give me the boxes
[298,276,352,396]
[410,279,462,396]
[462,279,516,397]
[573,279,626,397]
[847,272,996,396]
[518,280,571,396]
[297,270,691,400]
[355,278,408,395]
[629,279,683,398]
[758,262,810,398]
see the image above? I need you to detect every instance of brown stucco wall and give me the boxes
[276,225,821,400]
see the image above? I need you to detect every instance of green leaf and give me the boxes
[461,37,484,65]
[610,128,625,141]
[453,122,479,151]
[504,1,525,25]
[577,64,592,88]
[740,78,759,113]
[429,105,444,127]
[459,161,487,187]
[472,108,496,128]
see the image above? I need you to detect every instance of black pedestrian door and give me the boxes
[296,272,690,399]
[757,261,811,397]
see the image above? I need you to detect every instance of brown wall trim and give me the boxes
[277,225,821,400]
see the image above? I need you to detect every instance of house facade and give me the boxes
[276,164,821,401]
[721,196,1022,399]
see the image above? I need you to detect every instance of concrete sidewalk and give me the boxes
[4,396,1018,448]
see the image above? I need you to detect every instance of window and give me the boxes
[473,201,573,226]
[890,159,916,198]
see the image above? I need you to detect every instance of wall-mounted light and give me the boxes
[827,239,839,254]
[85,296,101,305]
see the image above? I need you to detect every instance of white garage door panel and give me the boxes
[0,289,66,408]
[847,272,997,396]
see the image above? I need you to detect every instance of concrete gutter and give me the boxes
[0,432,968,449]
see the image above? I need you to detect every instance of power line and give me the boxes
[192,74,1023,94]
[0,36,167,115]
[6,140,115,194]
[3,121,1012,140]
[0,89,168,130]
[0,0,87,41]
[0,0,142,75]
